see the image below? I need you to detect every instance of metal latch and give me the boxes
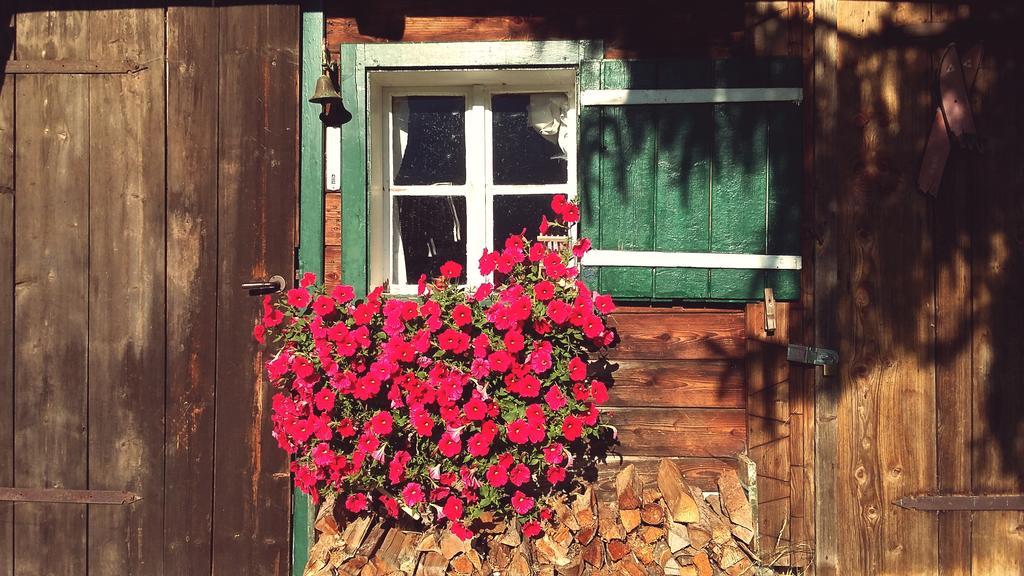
[787,344,839,376]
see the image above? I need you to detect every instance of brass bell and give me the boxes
[309,72,342,105]
[309,70,352,126]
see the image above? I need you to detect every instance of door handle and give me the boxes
[242,275,286,295]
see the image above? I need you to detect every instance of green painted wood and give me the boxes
[596,60,657,298]
[710,60,769,300]
[765,57,803,301]
[653,61,712,300]
[578,60,602,291]
[294,6,323,572]
[340,43,368,297]
[579,57,801,302]
[766,100,802,300]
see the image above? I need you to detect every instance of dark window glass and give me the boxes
[393,96,466,185]
[393,196,467,283]
[492,194,559,247]
[491,94,568,185]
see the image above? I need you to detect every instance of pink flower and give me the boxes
[451,304,473,326]
[546,466,567,484]
[440,260,463,280]
[451,522,474,541]
[312,296,335,316]
[522,520,543,538]
[509,463,531,486]
[314,388,335,412]
[466,432,492,457]
[544,385,567,411]
[402,482,425,506]
[506,419,531,444]
[330,284,355,304]
[442,496,464,521]
[252,323,266,344]
[380,494,399,518]
[562,415,583,441]
[572,237,592,259]
[474,283,493,302]
[503,330,525,353]
[534,281,555,301]
[463,397,488,421]
[485,465,508,487]
[594,293,615,314]
[568,357,587,381]
[300,272,317,287]
[543,442,565,464]
[488,350,513,373]
[511,491,534,515]
[438,433,462,458]
[345,493,368,513]
[286,288,311,309]
[369,411,393,435]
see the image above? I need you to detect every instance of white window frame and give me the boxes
[368,69,577,294]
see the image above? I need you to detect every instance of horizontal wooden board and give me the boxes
[608,310,745,360]
[595,456,736,495]
[605,359,744,408]
[602,407,746,457]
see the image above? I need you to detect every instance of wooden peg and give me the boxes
[763,288,777,334]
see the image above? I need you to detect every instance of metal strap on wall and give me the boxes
[580,87,803,106]
[581,250,802,270]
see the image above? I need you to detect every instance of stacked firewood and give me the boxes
[305,459,767,576]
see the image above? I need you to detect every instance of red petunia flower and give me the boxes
[440,260,463,280]
[286,288,312,310]
[511,490,535,515]
[442,496,464,521]
[345,493,367,513]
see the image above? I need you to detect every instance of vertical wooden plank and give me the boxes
[0,8,13,576]
[653,60,711,300]
[86,8,166,575]
[934,133,972,576]
[746,303,793,563]
[596,60,656,299]
[294,2,324,572]
[970,29,1024,576]
[13,9,89,575]
[214,5,297,575]
[812,1,839,573]
[710,60,768,300]
[340,43,367,296]
[166,5,218,575]
[834,3,937,574]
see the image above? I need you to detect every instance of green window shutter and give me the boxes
[339,44,369,297]
[578,58,802,302]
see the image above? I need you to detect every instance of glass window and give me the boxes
[392,96,466,186]
[491,93,568,185]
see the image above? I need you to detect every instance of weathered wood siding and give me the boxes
[1,5,299,575]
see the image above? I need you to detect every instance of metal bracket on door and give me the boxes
[242,275,287,295]
[787,344,839,376]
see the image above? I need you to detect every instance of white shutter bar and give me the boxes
[580,87,803,106]
[581,250,802,270]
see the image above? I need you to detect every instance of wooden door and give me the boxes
[1,5,298,575]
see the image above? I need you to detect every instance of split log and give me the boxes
[640,502,664,526]
[615,464,644,510]
[417,551,448,576]
[505,553,531,576]
[717,470,754,543]
[692,551,713,576]
[617,558,647,576]
[640,525,664,544]
[621,508,643,533]
[657,460,699,523]
[576,525,597,546]
[607,539,631,562]
[667,522,690,553]
[597,502,626,541]
[581,538,604,568]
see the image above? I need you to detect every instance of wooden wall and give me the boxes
[814,2,1024,576]
[1,5,299,575]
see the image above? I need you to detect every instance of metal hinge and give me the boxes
[895,494,1024,511]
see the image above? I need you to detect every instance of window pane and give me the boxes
[492,194,559,247]
[393,196,467,284]
[492,93,568,185]
[393,96,466,186]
